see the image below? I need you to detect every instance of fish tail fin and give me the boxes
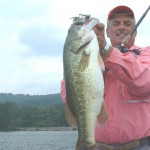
[75,140,81,150]
[76,139,96,150]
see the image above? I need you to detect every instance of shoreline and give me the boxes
[18,127,77,131]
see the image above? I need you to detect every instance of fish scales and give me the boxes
[63,15,107,150]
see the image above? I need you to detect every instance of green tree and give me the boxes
[0,102,21,130]
[22,106,38,127]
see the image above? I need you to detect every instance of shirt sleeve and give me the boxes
[104,46,150,96]
[60,80,66,103]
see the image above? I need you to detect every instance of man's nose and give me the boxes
[118,23,127,29]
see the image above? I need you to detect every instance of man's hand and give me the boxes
[93,22,106,52]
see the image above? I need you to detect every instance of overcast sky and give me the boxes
[0,0,149,95]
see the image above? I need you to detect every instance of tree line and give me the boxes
[0,93,61,107]
[0,101,69,131]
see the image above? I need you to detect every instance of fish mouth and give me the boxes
[74,36,93,54]
[79,38,92,50]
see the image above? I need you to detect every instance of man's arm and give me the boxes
[60,80,66,103]
[105,47,150,96]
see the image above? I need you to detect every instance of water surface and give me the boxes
[0,131,78,150]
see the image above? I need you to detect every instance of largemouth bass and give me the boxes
[63,15,108,150]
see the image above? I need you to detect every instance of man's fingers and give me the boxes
[95,22,105,30]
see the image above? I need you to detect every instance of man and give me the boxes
[61,5,150,150]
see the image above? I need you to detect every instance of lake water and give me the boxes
[0,131,78,150]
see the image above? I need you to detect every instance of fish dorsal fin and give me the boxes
[65,103,77,128]
[98,54,105,71]
[97,102,108,126]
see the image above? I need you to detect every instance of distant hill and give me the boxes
[0,93,63,107]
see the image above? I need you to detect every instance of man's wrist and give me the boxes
[101,43,110,57]
[100,43,113,59]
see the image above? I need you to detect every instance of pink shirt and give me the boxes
[61,45,150,144]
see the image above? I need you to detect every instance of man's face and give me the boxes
[106,15,136,48]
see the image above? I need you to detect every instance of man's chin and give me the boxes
[116,41,123,46]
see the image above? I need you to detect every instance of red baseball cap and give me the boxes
[108,5,135,20]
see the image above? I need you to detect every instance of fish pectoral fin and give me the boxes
[97,102,108,126]
[98,54,105,71]
[65,103,77,128]
[78,54,90,71]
